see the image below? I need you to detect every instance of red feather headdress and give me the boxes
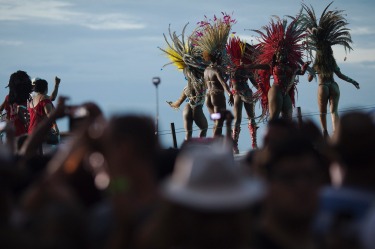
[254,16,306,69]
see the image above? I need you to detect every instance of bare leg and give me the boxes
[213,106,224,137]
[232,95,243,153]
[183,104,193,140]
[193,105,208,138]
[281,94,293,122]
[244,98,258,149]
[268,85,283,121]
[212,93,226,137]
[205,94,214,115]
[318,84,330,138]
[329,82,340,134]
[233,94,243,128]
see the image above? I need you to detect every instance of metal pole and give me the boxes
[156,84,159,135]
[152,77,161,135]
[297,106,302,128]
[170,122,178,148]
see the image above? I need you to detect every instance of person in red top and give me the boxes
[0,70,33,136]
[28,79,59,137]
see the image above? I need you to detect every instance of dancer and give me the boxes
[193,13,234,137]
[301,2,360,138]
[226,37,259,152]
[160,24,208,140]
[167,69,208,140]
[249,16,311,121]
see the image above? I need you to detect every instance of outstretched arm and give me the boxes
[215,70,231,96]
[295,61,311,76]
[49,76,61,101]
[334,66,360,89]
[167,89,187,109]
[244,64,270,71]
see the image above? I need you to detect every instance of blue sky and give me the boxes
[1,0,374,151]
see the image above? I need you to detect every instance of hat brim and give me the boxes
[161,177,266,211]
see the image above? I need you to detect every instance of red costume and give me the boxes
[28,98,53,134]
[3,95,28,136]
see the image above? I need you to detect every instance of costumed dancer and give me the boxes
[249,15,311,122]
[226,36,260,152]
[192,13,234,137]
[301,2,360,138]
[160,24,208,140]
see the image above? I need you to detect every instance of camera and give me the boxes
[70,106,88,118]
[68,106,89,131]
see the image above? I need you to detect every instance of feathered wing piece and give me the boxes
[301,1,353,77]
[192,12,236,65]
[159,23,206,100]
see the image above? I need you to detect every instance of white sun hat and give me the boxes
[161,142,266,211]
[31,77,41,85]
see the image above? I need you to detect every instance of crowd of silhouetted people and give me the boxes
[1,70,375,249]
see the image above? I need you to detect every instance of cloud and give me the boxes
[350,26,375,35]
[0,0,145,30]
[0,39,23,46]
[333,46,375,64]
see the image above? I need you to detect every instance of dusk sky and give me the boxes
[1,0,374,151]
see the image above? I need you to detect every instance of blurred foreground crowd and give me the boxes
[1,70,375,249]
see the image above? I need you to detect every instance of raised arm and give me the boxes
[334,66,360,89]
[49,76,61,101]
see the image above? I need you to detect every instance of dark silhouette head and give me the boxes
[33,79,48,94]
[8,70,32,104]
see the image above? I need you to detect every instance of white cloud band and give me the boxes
[0,0,145,30]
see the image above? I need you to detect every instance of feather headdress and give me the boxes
[159,23,206,97]
[192,12,236,63]
[226,36,246,66]
[253,15,306,69]
[159,23,205,71]
[300,2,353,77]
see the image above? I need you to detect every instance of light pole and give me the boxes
[152,77,161,135]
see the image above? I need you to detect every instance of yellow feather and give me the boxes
[165,47,186,71]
